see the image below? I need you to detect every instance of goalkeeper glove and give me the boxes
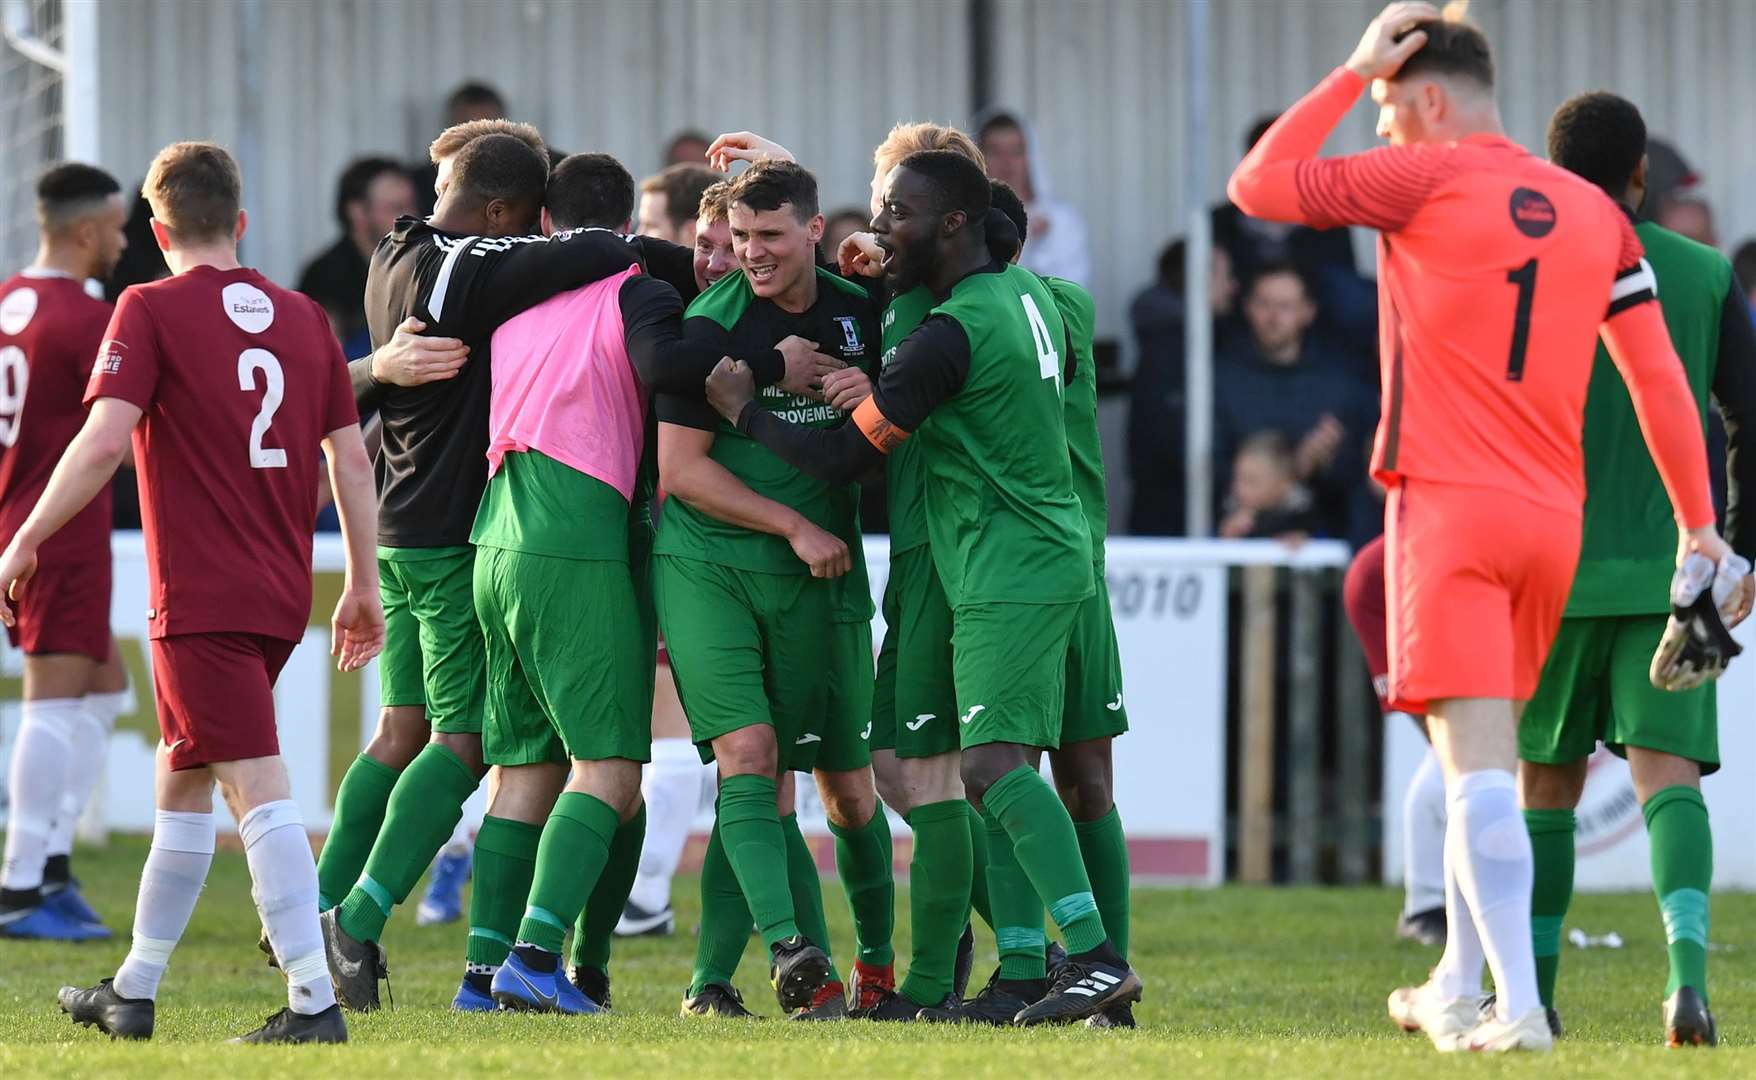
[1650,552,1750,691]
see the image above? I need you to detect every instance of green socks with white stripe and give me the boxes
[464,815,541,991]
[982,765,1108,957]
[1523,807,1575,1008]
[1645,785,1712,1005]
[514,792,621,962]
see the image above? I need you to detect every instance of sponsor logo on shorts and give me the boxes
[221,281,275,333]
[795,732,822,745]
[166,738,187,751]
[1105,694,1123,712]
[860,721,872,741]
[958,704,985,726]
[905,714,934,732]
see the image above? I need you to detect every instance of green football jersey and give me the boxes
[881,286,939,556]
[1043,276,1107,564]
[918,263,1094,608]
[655,267,879,590]
[1567,221,1728,617]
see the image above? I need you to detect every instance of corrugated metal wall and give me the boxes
[83,0,1756,353]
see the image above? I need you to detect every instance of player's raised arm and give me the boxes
[349,317,469,409]
[0,397,141,624]
[1227,2,1451,231]
[620,275,840,397]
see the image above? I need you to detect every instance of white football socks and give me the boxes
[1402,746,1447,917]
[113,810,215,1000]
[627,738,707,912]
[239,799,335,1014]
[2,698,82,893]
[1444,769,1540,1020]
[44,700,113,862]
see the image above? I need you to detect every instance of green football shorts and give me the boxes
[377,545,484,735]
[474,545,649,767]
[951,600,1081,751]
[1062,563,1129,745]
[655,554,831,773]
[816,617,875,773]
[1520,613,1718,774]
[870,545,960,759]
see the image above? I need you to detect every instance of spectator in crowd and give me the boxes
[1734,238,1756,317]
[1658,195,1718,248]
[413,81,567,213]
[1637,136,1699,223]
[975,108,1090,284]
[298,157,417,355]
[636,163,722,246]
[1127,237,1239,536]
[821,206,869,265]
[1213,262,1374,539]
[662,129,711,168]
[1218,431,1320,542]
[1213,114,1376,369]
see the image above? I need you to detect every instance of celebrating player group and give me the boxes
[0,0,1745,1053]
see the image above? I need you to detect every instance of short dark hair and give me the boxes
[1394,15,1494,89]
[1246,260,1312,302]
[988,179,1028,246]
[975,111,1023,146]
[1245,114,1279,153]
[1733,239,1756,295]
[1547,91,1647,198]
[143,141,241,243]
[447,81,505,116]
[664,130,710,161]
[899,149,992,222]
[726,159,819,223]
[641,164,723,232]
[446,132,548,212]
[333,157,407,230]
[36,162,121,231]
[546,153,635,231]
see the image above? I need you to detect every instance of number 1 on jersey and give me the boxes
[237,348,287,469]
[1020,293,1060,392]
[1505,257,1537,382]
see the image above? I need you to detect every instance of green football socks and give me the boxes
[691,814,754,996]
[782,813,840,983]
[716,773,798,949]
[316,753,400,910]
[466,815,541,972]
[983,765,1106,956]
[516,792,619,956]
[337,743,479,943]
[898,799,973,1004]
[966,800,994,931]
[571,803,646,975]
[981,808,1046,980]
[1645,785,1712,1004]
[828,806,895,967]
[1524,807,1575,1008]
[1075,805,1132,960]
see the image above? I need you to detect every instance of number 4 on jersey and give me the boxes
[1020,292,1061,392]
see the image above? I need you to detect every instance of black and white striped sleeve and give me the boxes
[1606,256,1659,320]
[422,228,642,340]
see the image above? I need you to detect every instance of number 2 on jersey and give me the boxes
[1020,293,1060,392]
[237,348,287,469]
[1505,258,1537,382]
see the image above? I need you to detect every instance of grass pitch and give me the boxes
[0,836,1750,1077]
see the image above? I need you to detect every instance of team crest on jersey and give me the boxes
[834,315,863,354]
[0,287,37,336]
[95,338,127,376]
[1509,187,1556,238]
[222,282,274,333]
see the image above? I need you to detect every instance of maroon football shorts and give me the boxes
[6,554,112,661]
[151,632,298,771]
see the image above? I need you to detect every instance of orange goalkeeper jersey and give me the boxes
[1228,68,1714,529]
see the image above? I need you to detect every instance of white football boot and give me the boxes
[1459,1005,1555,1053]
[1387,979,1482,1051]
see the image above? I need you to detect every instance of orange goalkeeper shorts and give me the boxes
[1384,478,1582,713]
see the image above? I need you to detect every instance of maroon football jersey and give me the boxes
[86,265,357,641]
[0,271,113,563]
